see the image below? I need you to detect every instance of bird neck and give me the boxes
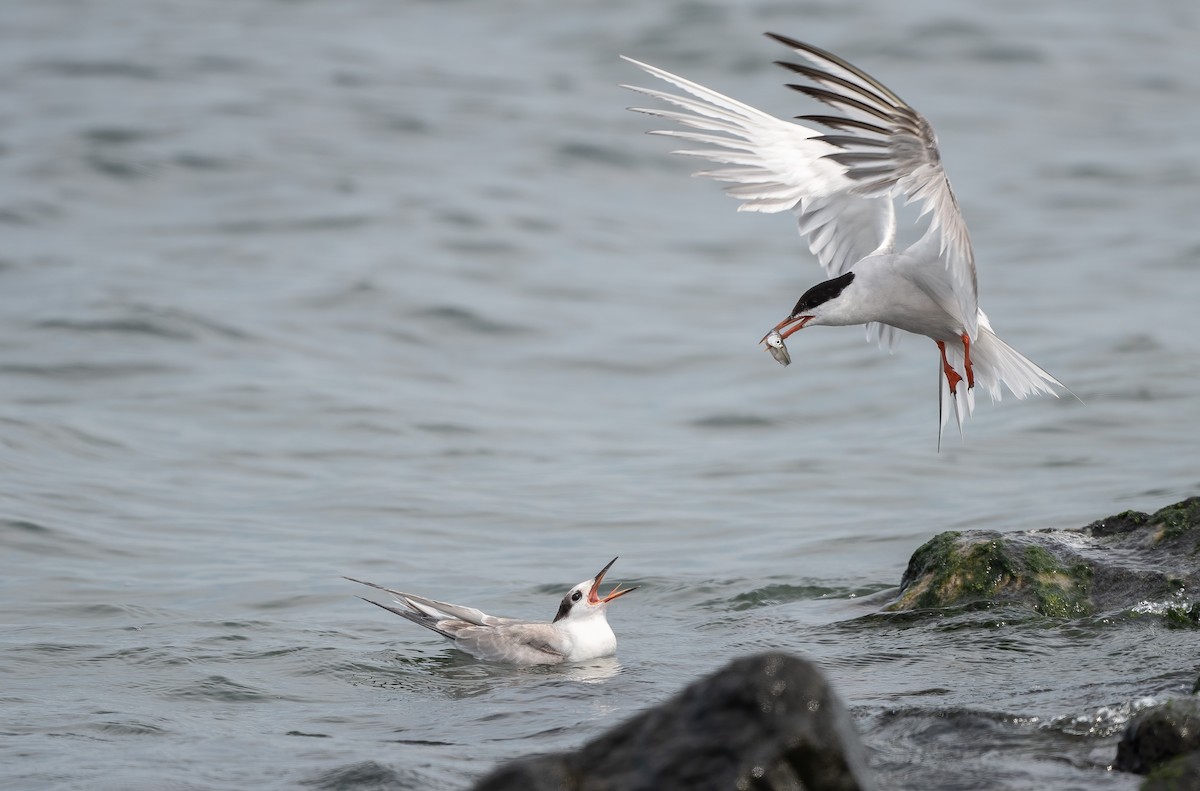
[808,264,891,327]
[807,291,869,327]
[559,611,616,660]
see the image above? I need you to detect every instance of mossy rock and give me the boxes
[891,532,1093,616]
[1154,499,1200,542]
[1087,498,1200,546]
[891,497,1200,617]
[1164,603,1200,629]
[1140,751,1200,791]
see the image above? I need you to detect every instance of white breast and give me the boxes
[558,614,617,661]
[852,255,967,341]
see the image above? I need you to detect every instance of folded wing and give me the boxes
[344,576,521,627]
[452,623,568,665]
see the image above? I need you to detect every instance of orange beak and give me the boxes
[587,557,638,605]
[759,315,813,345]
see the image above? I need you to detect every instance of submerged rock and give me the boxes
[890,497,1200,617]
[1115,699,1200,775]
[472,652,875,791]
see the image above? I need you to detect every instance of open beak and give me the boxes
[588,557,638,605]
[759,315,812,345]
[760,316,810,367]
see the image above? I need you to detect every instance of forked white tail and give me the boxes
[937,314,1070,447]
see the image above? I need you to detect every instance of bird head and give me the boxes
[552,557,637,623]
[760,271,856,363]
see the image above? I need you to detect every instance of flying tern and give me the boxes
[345,557,637,665]
[623,33,1069,444]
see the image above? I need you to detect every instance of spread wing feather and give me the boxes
[766,33,979,338]
[623,33,982,343]
[622,57,893,297]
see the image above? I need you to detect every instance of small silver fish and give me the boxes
[764,330,791,366]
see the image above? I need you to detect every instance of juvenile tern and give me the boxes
[623,34,1069,444]
[345,557,636,665]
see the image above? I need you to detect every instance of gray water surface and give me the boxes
[2,1,1199,789]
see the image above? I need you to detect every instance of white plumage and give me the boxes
[346,557,636,665]
[623,33,1070,445]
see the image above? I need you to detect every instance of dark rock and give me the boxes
[891,497,1200,617]
[1141,751,1200,791]
[1115,699,1200,774]
[472,652,875,791]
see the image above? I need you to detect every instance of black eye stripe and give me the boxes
[554,588,587,622]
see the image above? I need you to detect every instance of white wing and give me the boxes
[762,33,979,338]
[622,56,892,278]
[623,33,980,343]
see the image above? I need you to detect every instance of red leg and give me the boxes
[961,332,975,389]
[937,340,962,392]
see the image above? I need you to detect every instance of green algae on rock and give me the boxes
[891,497,1200,618]
[892,532,1093,616]
[1140,752,1200,791]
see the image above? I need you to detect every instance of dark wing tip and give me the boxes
[764,32,844,67]
[798,114,891,136]
[356,597,457,640]
[343,575,392,595]
[764,32,906,106]
[764,31,806,51]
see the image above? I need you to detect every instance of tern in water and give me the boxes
[623,33,1070,444]
[345,557,636,665]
